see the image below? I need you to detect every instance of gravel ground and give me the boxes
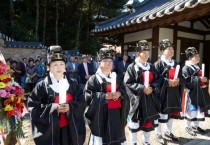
[17,114,210,145]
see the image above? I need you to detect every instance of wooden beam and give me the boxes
[204,18,210,26]
[200,20,210,29]
[162,25,204,35]
[191,15,210,22]
[177,36,205,43]
[173,24,178,60]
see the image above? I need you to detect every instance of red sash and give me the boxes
[106,84,121,109]
[143,122,153,128]
[197,71,206,86]
[54,94,73,128]
[141,71,154,85]
[168,67,176,80]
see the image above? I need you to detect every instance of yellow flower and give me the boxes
[0,82,6,88]
[17,97,21,103]
[4,105,13,111]
[10,96,14,101]
[0,74,10,80]
[0,75,4,80]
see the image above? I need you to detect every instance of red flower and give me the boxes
[7,110,15,117]
[4,99,11,106]
[17,104,24,113]
[15,87,24,96]
[2,78,11,83]
[12,97,18,106]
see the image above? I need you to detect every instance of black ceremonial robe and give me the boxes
[154,59,184,121]
[124,62,162,132]
[182,64,210,111]
[84,74,129,145]
[27,74,86,145]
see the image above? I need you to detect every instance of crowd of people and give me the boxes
[6,49,130,93]
[5,56,46,94]
[6,39,210,145]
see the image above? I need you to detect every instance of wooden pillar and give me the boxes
[152,26,159,63]
[120,34,124,55]
[173,24,178,60]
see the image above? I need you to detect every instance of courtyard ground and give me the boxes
[17,113,210,145]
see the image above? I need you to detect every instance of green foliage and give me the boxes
[0,0,126,54]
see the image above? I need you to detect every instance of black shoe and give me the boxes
[143,142,151,145]
[185,127,196,136]
[192,126,206,133]
[156,134,165,145]
[165,132,179,141]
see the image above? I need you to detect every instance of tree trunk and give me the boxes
[55,0,59,45]
[75,12,82,50]
[86,0,93,40]
[35,0,39,41]
[42,0,47,44]
[75,0,84,50]
[9,0,15,38]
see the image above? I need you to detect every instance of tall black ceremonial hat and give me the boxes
[185,47,198,59]
[159,39,173,50]
[136,40,150,52]
[47,45,66,64]
[97,48,112,62]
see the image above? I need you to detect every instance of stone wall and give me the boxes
[0,38,46,62]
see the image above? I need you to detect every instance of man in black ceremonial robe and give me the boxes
[154,39,184,144]
[28,46,86,145]
[84,48,129,145]
[182,47,210,136]
[124,40,162,145]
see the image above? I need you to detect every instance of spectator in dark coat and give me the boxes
[66,56,79,82]
[116,55,129,81]
[111,50,120,72]
[78,55,94,88]
[123,50,132,64]
[19,61,26,89]
[11,60,22,85]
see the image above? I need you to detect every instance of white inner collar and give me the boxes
[49,72,69,93]
[135,58,150,71]
[96,68,112,83]
[160,55,175,67]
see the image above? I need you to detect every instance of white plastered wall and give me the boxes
[205,35,210,40]
[124,29,152,43]
[178,21,191,28]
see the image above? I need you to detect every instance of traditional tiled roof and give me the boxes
[92,0,210,33]
[3,41,46,49]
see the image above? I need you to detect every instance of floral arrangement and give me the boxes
[0,59,24,142]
